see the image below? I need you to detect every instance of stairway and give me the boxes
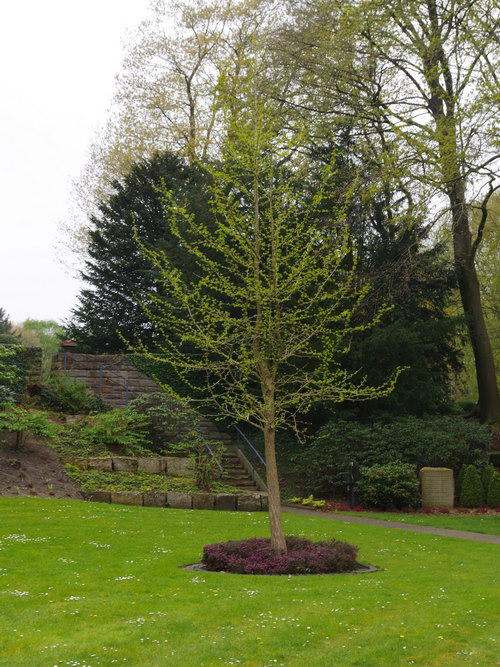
[220,449,260,491]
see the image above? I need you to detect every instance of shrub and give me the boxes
[38,374,106,414]
[53,410,151,457]
[487,473,500,509]
[459,465,484,508]
[0,405,59,448]
[127,392,200,452]
[481,463,496,495]
[288,416,491,496]
[455,464,466,499]
[356,462,421,510]
[489,451,500,468]
[202,536,359,575]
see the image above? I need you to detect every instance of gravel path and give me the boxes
[282,505,500,545]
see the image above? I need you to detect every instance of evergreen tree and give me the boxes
[304,140,463,419]
[486,472,500,508]
[459,465,485,508]
[66,152,213,352]
[0,308,13,334]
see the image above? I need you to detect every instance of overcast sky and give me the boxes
[0,0,154,325]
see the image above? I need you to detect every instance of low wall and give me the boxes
[81,489,267,512]
[65,456,193,476]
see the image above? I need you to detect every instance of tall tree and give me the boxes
[66,152,213,353]
[276,0,500,423]
[0,308,13,335]
[130,97,401,553]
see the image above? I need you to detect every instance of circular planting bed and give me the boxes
[184,536,378,575]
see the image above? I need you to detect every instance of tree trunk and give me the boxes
[450,183,500,425]
[263,422,287,554]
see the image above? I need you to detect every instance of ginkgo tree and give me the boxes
[130,96,402,553]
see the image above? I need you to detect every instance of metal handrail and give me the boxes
[204,442,224,480]
[232,425,266,468]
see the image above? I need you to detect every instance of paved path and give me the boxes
[282,506,500,545]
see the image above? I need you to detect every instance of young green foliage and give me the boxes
[0,405,59,449]
[129,103,402,552]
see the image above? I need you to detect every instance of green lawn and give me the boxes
[342,511,500,535]
[0,498,498,666]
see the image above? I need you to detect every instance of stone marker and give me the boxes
[420,467,454,508]
[110,491,144,506]
[81,490,111,503]
[237,493,262,512]
[167,491,193,509]
[112,457,138,472]
[165,457,193,477]
[192,493,214,510]
[214,493,237,511]
[137,458,162,474]
[87,457,113,471]
[143,492,167,507]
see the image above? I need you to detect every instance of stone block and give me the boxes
[81,490,111,503]
[167,491,192,509]
[111,491,144,506]
[237,493,262,512]
[112,457,138,472]
[420,467,454,508]
[143,492,167,507]
[88,457,113,471]
[192,493,214,510]
[165,457,193,477]
[259,493,269,511]
[137,457,162,474]
[62,457,88,470]
[214,493,237,511]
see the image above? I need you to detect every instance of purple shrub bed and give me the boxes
[202,536,359,575]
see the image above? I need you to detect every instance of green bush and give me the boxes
[486,473,500,508]
[459,465,484,508]
[356,463,421,510]
[127,392,200,452]
[38,374,106,414]
[53,410,151,457]
[0,405,59,448]
[455,464,466,499]
[287,416,491,496]
[481,463,496,496]
[489,451,500,468]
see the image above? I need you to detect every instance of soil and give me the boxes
[0,433,83,500]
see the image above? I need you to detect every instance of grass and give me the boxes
[0,498,498,666]
[342,511,500,536]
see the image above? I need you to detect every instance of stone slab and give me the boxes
[192,493,214,510]
[237,493,262,512]
[214,493,237,511]
[143,492,167,507]
[137,457,163,474]
[112,457,138,472]
[167,491,193,509]
[81,490,111,503]
[111,491,144,506]
[260,493,269,511]
[420,467,454,508]
[62,457,89,470]
[88,457,113,471]
[165,457,193,477]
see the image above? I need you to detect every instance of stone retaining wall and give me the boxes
[65,456,193,476]
[52,354,159,408]
[81,489,267,512]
